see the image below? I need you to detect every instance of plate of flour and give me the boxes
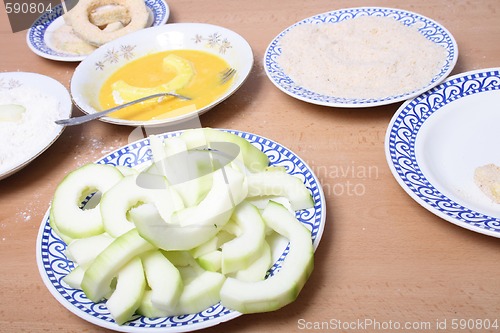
[264,7,458,107]
[385,68,500,237]
[0,72,72,180]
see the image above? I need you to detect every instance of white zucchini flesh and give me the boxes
[49,209,73,245]
[179,128,269,173]
[221,201,266,274]
[219,201,314,314]
[150,135,214,208]
[51,163,123,239]
[196,250,222,272]
[138,268,225,317]
[62,265,85,290]
[233,240,272,282]
[247,171,314,211]
[142,250,183,312]
[65,233,115,268]
[0,103,25,122]
[190,235,219,259]
[130,167,248,251]
[173,270,226,316]
[115,165,138,176]
[100,174,184,237]
[81,229,155,302]
[161,250,196,267]
[137,290,168,318]
[171,172,213,209]
[106,257,146,325]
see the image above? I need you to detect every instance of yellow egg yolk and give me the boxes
[98,49,233,121]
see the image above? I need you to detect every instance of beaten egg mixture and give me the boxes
[99,49,233,121]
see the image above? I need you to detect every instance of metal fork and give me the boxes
[220,68,236,84]
[55,92,191,126]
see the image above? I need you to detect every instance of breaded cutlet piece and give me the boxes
[474,163,500,204]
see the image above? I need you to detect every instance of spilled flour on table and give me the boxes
[277,15,447,99]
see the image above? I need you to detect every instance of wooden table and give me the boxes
[1,1,499,332]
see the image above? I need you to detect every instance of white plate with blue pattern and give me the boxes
[264,7,458,108]
[26,0,170,62]
[36,129,326,332]
[385,68,500,237]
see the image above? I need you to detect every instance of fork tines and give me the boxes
[220,68,237,84]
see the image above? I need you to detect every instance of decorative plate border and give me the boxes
[385,68,500,237]
[36,129,326,332]
[264,6,458,108]
[26,0,169,62]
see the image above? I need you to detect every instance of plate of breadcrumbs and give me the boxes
[264,7,458,107]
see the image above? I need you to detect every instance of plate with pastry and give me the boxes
[26,0,169,62]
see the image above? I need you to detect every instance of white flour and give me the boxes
[277,15,447,99]
[0,86,63,175]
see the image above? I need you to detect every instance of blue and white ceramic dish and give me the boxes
[385,68,500,237]
[264,7,458,108]
[36,129,326,332]
[26,0,170,62]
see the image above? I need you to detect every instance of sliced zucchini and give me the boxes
[142,250,183,312]
[81,229,155,302]
[62,265,85,290]
[148,135,214,207]
[247,170,314,211]
[106,257,146,325]
[219,201,314,314]
[0,103,25,122]
[196,250,222,272]
[221,201,266,274]
[115,165,138,176]
[173,270,226,316]
[51,163,123,239]
[161,250,195,267]
[232,240,272,282]
[179,128,269,173]
[100,174,184,237]
[137,290,168,318]
[130,166,248,251]
[190,235,219,259]
[65,233,114,268]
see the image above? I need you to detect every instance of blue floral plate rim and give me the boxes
[26,0,170,62]
[36,128,327,332]
[385,67,500,237]
[264,6,459,108]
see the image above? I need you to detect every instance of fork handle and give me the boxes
[55,92,190,126]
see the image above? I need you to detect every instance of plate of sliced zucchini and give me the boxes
[36,128,326,332]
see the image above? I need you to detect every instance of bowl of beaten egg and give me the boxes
[70,23,253,126]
